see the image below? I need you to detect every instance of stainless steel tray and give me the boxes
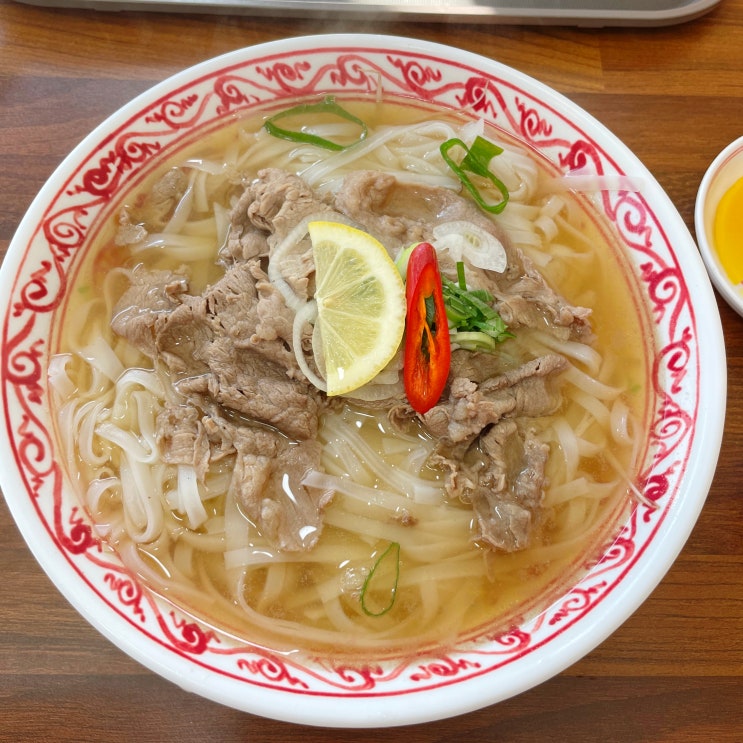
[13,0,724,26]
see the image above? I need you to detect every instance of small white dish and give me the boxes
[695,135,743,317]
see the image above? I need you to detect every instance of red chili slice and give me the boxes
[403,242,451,414]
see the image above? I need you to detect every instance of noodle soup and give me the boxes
[50,98,651,657]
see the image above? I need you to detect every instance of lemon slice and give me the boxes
[308,221,405,396]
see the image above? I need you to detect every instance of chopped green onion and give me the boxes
[456,260,467,290]
[451,331,498,352]
[264,96,367,151]
[442,262,513,350]
[360,542,400,617]
[440,136,510,214]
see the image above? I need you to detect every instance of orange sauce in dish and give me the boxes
[713,176,743,284]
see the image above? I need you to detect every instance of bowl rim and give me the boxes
[0,33,727,727]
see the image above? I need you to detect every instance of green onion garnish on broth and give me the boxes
[440,135,510,214]
[264,96,368,151]
[443,262,513,351]
[360,541,401,617]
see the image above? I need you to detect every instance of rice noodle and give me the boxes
[173,464,208,530]
[552,170,645,194]
[77,336,125,383]
[48,353,76,399]
[564,362,623,400]
[130,233,216,261]
[531,329,603,375]
[119,455,164,543]
[163,169,196,235]
[301,120,461,188]
[75,400,111,468]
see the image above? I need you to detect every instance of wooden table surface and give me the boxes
[1,0,742,740]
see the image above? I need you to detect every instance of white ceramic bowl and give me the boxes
[0,35,726,727]
[695,135,743,317]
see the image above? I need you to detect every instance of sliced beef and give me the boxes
[332,169,473,247]
[494,268,593,337]
[201,340,318,441]
[111,267,190,360]
[166,267,318,440]
[423,354,567,444]
[241,168,335,246]
[421,354,566,551]
[330,169,581,554]
[157,400,329,552]
[432,420,550,552]
[112,172,331,553]
[112,167,591,557]
[229,430,328,552]
[113,256,319,440]
[226,169,336,302]
[334,170,591,340]
[151,297,212,378]
[221,221,269,264]
[333,170,431,248]
[203,260,263,345]
[156,403,212,480]
[448,348,510,385]
[471,424,550,551]
[115,167,189,246]
[201,260,297,373]
[251,262,296,349]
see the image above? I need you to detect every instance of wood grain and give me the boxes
[1,1,742,739]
